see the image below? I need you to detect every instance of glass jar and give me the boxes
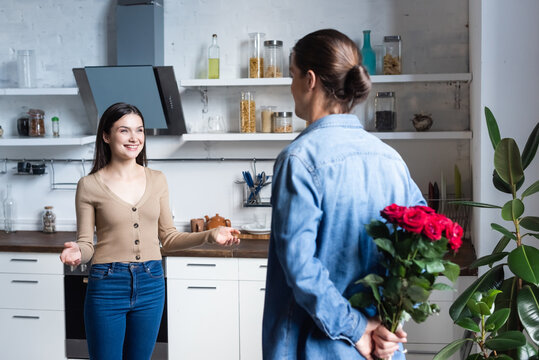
[42,206,56,233]
[28,108,45,137]
[273,111,293,133]
[260,106,276,133]
[264,40,283,78]
[383,36,402,75]
[248,32,265,78]
[374,92,396,131]
[240,91,256,133]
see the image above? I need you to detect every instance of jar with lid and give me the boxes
[42,206,56,233]
[264,40,283,78]
[248,32,265,78]
[383,36,402,75]
[273,112,293,133]
[374,92,396,131]
[260,106,276,133]
[51,116,60,137]
[240,91,256,133]
[28,108,45,137]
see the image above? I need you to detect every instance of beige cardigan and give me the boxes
[76,167,218,264]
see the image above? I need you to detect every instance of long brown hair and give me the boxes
[293,29,371,113]
[90,102,147,174]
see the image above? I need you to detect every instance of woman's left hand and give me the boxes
[215,227,241,246]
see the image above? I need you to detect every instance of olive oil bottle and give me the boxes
[208,34,220,79]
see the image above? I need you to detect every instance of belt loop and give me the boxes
[110,262,115,272]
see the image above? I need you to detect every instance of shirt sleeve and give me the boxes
[157,174,219,252]
[75,178,96,264]
[271,154,367,345]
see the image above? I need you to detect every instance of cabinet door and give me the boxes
[168,279,239,360]
[239,280,266,360]
[0,308,65,359]
[0,273,64,310]
[0,252,63,275]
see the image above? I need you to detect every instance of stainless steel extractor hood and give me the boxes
[73,65,187,135]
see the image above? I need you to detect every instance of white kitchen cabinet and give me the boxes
[0,252,65,360]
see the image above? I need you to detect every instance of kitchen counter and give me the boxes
[0,231,477,275]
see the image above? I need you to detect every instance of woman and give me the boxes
[60,102,240,360]
[262,29,425,360]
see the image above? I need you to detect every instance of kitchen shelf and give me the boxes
[181,132,300,141]
[0,87,79,95]
[0,135,95,146]
[179,73,472,88]
[375,131,472,140]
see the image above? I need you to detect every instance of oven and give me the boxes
[64,260,168,359]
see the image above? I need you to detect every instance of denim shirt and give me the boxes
[262,114,425,360]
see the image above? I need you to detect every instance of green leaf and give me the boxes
[491,223,517,240]
[501,199,525,221]
[426,260,446,273]
[349,292,374,309]
[432,283,455,291]
[465,354,484,360]
[493,169,515,194]
[409,276,431,289]
[443,261,461,283]
[469,252,509,269]
[485,106,501,150]
[407,284,430,302]
[521,121,539,170]
[517,285,539,346]
[492,355,515,360]
[450,200,501,209]
[508,245,539,285]
[520,216,539,232]
[456,317,480,332]
[493,236,511,254]
[373,238,396,257]
[366,220,390,239]
[495,277,520,334]
[455,164,462,200]
[450,264,504,321]
[485,308,511,332]
[522,180,539,199]
[484,289,504,309]
[485,331,526,351]
[518,342,539,359]
[495,138,524,187]
[433,338,474,360]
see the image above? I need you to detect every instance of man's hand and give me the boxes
[355,318,380,360]
[372,325,407,359]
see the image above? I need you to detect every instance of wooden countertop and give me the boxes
[0,231,477,275]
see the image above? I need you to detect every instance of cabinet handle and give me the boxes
[12,315,40,320]
[406,350,438,355]
[10,258,38,262]
[260,288,266,291]
[259,265,268,268]
[187,286,217,290]
[11,280,39,284]
[186,263,216,267]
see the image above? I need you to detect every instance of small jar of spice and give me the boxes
[374,92,396,131]
[42,206,56,233]
[28,109,45,137]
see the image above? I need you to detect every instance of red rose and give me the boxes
[381,204,406,224]
[423,215,443,241]
[401,207,427,233]
[433,213,453,228]
[446,222,463,251]
[413,205,436,214]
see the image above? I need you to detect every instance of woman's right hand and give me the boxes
[60,241,82,266]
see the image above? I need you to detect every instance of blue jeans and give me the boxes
[84,260,165,360]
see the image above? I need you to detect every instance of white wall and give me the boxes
[471,0,539,259]
[0,0,470,231]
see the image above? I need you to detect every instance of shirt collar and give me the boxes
[296,114,364,139]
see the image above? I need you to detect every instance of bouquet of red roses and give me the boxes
[350,204,463,342]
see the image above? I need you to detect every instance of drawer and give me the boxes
[0,252,63,275]
[0,273,64,310]
[238,258,267,281]
[167,257,238,280]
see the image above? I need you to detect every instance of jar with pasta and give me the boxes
[383,35,402,75]
[264,40,283,78]
[248,32,265,78]
[260,105,276,133]
[240,91,256,133]
[28,108,45,137]
[273,111,293,133]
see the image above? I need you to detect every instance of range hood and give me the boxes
[73,65,187,135]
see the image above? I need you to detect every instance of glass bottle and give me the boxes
[248,32,265,78]
[264,40,283,78]
[260,105,276,133]
[208,34,220,79]
[42,206,56,233]
[273,112,293,133]
[28,108,45,137]
[51,116,60,137]
[3,184,15,233]
[374,92,396,131]
[240,91,256,133]
[361,30,376,76]
[383,35,402,75]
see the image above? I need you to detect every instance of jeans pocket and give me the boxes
[144,261,164,279]
[89,263,112,280]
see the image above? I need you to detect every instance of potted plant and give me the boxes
[434,107,539,359]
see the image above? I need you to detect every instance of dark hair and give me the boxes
[90,102,147,174]
[293,29,371,113]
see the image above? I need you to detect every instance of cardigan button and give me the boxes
[132,207,137,212]
[135,255,141,260]
[134,239,140,245]
[134,223,139,228]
